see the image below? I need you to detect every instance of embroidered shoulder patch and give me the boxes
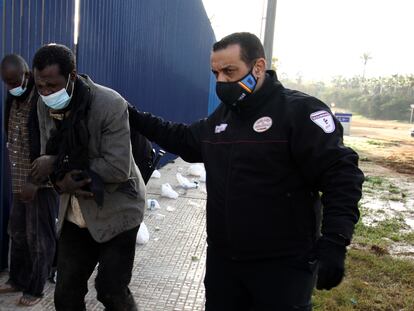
[310,110,335,133]
[215,123,228,134]
[253,116,273,133]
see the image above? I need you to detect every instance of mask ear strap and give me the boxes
[65,74,75,97]
[65,74,71,89]
[250,61,259,82]
[21,73,27,88]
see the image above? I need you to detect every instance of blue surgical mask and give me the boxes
[8,74,27,97]
[40,75,74,110]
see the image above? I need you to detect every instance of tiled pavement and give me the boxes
[0,158,208,311]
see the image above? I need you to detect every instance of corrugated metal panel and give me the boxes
[0,0,75,240]
[1,0,75,106]
[1,0,75,127]
[1,0,75,76]
[77,0,216,127]
[77,0,216,164]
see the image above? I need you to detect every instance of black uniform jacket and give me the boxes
[131,71,364,260]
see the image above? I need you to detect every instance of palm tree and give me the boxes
[361,53,372,79]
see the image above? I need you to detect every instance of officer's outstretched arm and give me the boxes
[128,107,203,163]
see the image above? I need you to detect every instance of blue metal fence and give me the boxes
[1,0,75,99]
[1,0,75,146]
[1,0,217,238]
[77,0,217,163]
[0,0,75,265]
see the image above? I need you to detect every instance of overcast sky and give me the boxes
[202,0,414,81]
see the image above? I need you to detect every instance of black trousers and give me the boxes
[8,188,58,297]
[54,221,139,311]
[204,247,317,311]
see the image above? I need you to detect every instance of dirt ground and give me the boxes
[347,116,414,175]
[345,116,414,259]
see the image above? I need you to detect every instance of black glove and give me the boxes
[316,236,347,290]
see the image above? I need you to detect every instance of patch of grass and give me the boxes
[353,216,409,247]
[313,249,414,310]
[344,141,363,152]
[364,175,385,187]
[400,232,414,244]
[318,165,414,310]
[365,139,400,148]
[381,193,406,202]
[362,188,374,194]
[359,156,371,162]
[366,139,385,146]
[388,184,400,194]
[363,175,406,202]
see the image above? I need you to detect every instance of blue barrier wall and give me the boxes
[0,0,75,269]
[1,0,75,152]
[1,0,75,101]
[77,0,216,164]
[1,0,217,187]
[1,0,217,261]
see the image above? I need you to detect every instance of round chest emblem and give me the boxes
[253,116,273,133]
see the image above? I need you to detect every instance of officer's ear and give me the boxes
[253,58,266,79]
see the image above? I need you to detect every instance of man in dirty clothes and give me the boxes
[32,44,146,311]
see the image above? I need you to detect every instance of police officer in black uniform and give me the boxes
[130,32,364,311]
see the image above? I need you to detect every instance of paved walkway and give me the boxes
[0,158,207,311]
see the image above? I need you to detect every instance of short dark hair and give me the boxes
[1,54,29,73]
[213,32,265,66]
[32,44,75,77]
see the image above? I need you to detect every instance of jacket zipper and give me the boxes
[224,143,236,259]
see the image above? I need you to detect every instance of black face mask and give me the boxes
[216,69,258,108]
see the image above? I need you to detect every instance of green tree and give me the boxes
[361,52,372,79]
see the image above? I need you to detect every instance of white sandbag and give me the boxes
[161,183,179,199]
[199,171,206,183]
[188,200,201,208]
[176,173,198,189]
[136,222,150,245]
[187,164,205,177]
[155,213,166,220]
[151,170,161,179]
[147,199,161,211]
